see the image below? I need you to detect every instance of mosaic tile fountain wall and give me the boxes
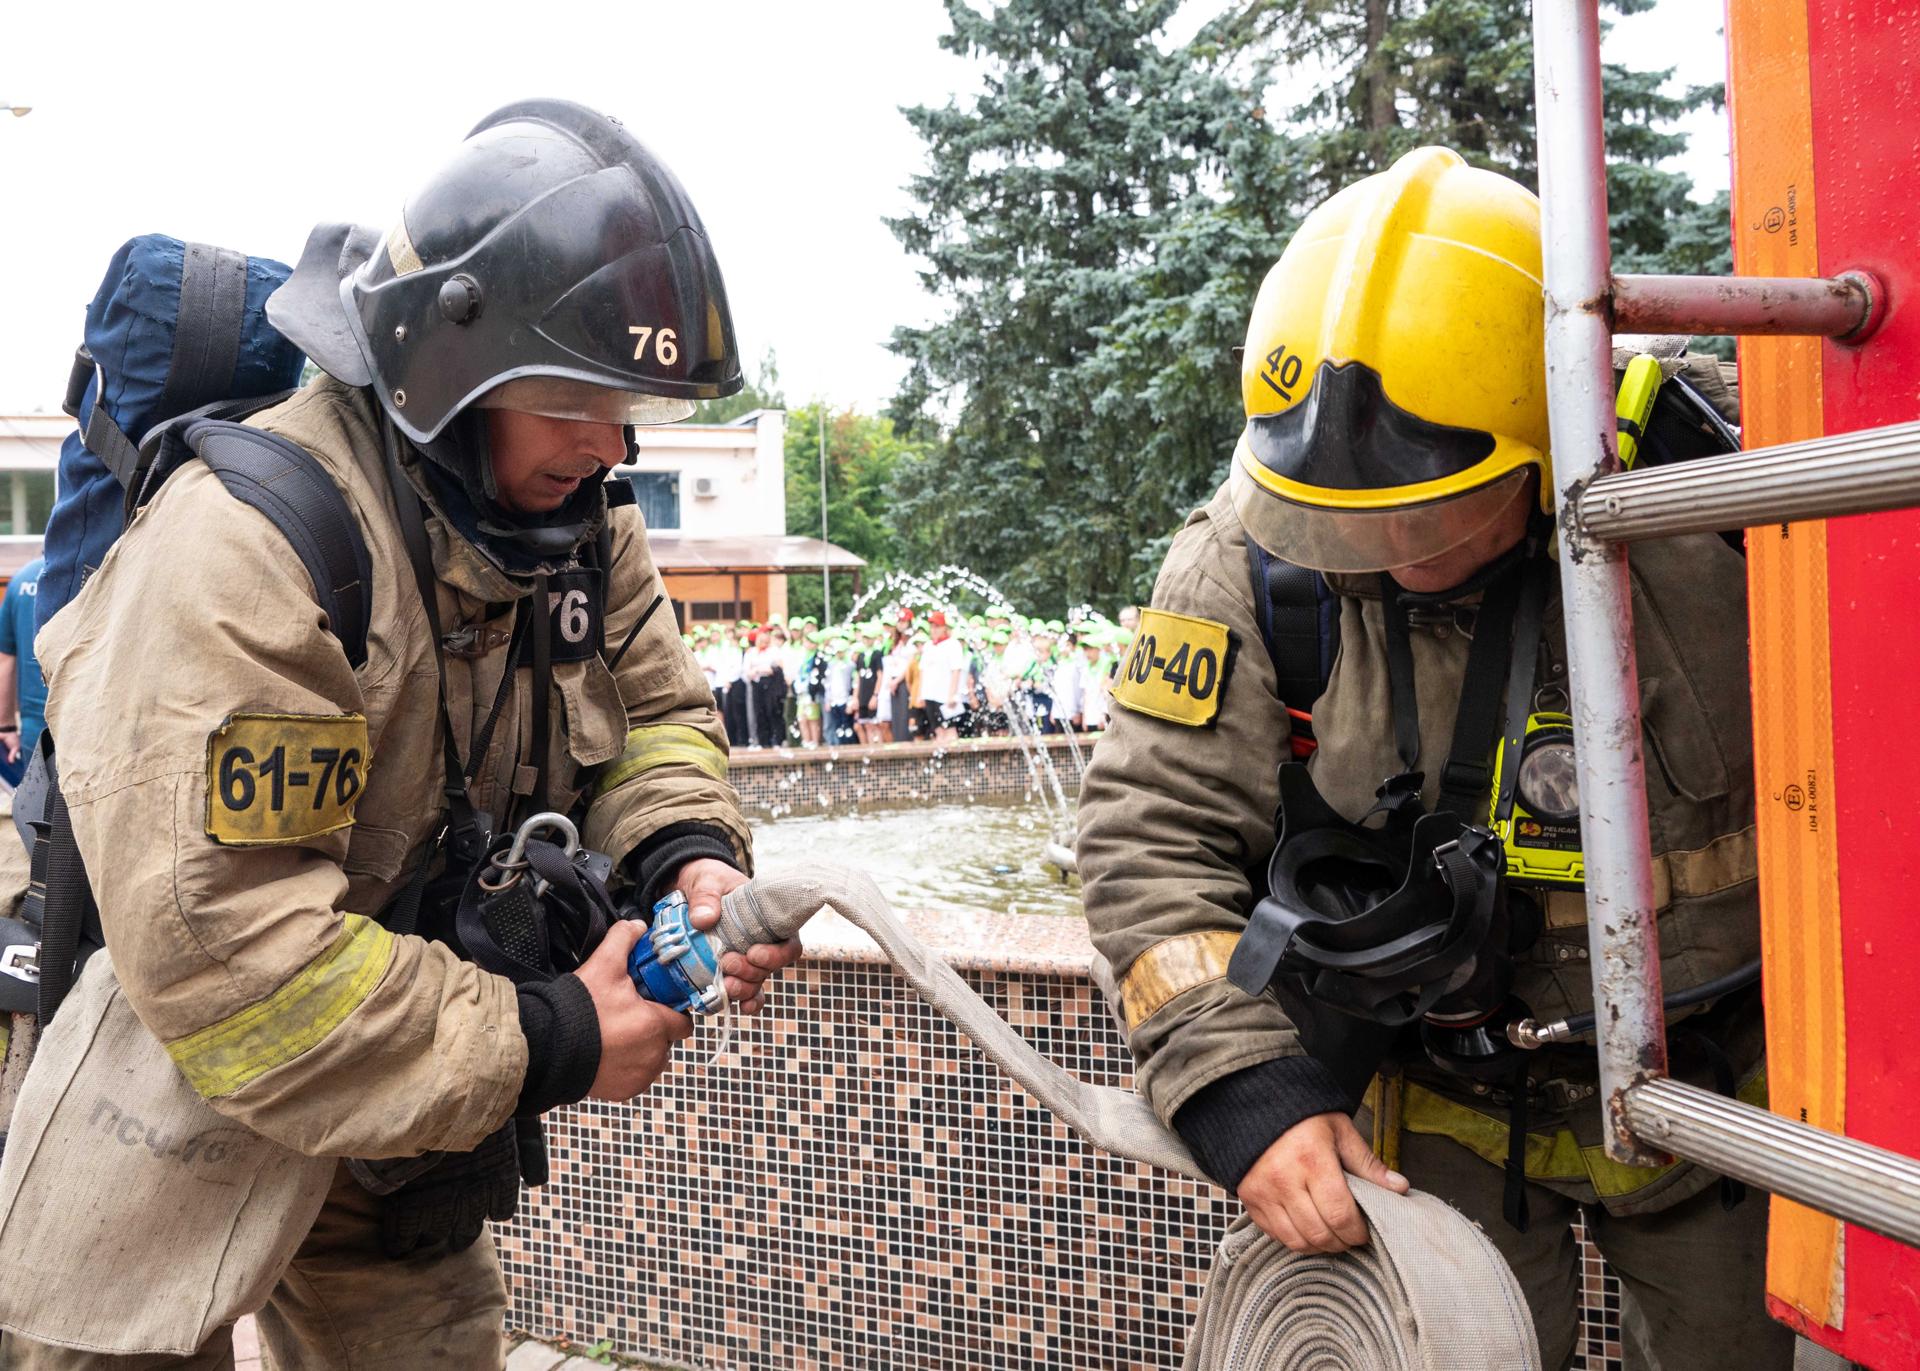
[728,735,1086,816]
[498,951,1626,1370]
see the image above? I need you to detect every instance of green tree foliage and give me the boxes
[1210,0,1728,272]
[784,404,925,623]
[889,0,1732,608]
[887,0,1299,609]
[694,349,785,424]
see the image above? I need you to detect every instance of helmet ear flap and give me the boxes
[266,223,384,387]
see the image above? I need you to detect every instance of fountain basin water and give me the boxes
[748,796,1082,919]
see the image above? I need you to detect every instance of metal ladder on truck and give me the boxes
[1534,2,1920,1248]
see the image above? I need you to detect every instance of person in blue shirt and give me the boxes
[0,557,46,788]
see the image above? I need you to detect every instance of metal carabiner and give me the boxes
[478,811,581,895]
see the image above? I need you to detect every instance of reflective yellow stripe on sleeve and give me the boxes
[1117,930,1240,1032]
[1398,1069,1767,1199]
[165,913,395,1099]
[593,724,729,797]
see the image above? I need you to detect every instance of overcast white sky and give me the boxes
[0,0,1727,417]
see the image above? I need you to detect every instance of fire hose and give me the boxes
[700,865,1542,1370]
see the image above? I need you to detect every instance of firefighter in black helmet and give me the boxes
[0,100,799,1368]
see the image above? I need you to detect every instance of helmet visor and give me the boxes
[475,376,696,427]
[1232,453,1534,574]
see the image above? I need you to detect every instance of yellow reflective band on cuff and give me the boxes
[1399,1069,1767,1199]
[1118,930,1240,1032]
[165,914,395,1099]
[594,724,729,797]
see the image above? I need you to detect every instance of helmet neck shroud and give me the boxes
[415,409,605,575]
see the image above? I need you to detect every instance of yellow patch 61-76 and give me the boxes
[1112,609,1232,727]
[205,713,369,846]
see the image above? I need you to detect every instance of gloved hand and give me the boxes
[375,1121,523,1259]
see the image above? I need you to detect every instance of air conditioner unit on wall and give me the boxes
[693,476,718,498]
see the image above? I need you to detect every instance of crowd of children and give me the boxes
[686,604,1138,749]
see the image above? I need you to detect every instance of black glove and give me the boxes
[375,1122,524,1260]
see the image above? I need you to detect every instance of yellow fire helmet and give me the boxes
[1229,146,1549,574]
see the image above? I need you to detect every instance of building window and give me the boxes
[688,600,749,623]
[0,470,56,537]
[625,471,680,530]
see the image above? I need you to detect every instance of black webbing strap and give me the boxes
[1380,577,1424,776]
[606,592,664,675]
[82,404,144,488]
[1380,559,1538,821]
[1673,1026,1749,1212]
[35,779,90,1026]
[1246,539,1337,710]
[381,422,489,871]
[378,594,525,937]
[378,841,436,940]
[1436,568,1526,821]
[467,602,531,787]
[135,391,295,514]
[1491,564,1555,828]
[184,421,373,669]
[1504,1061,1532,1232]
[157,244,248,422]
[62,343,138,487]
[592,517,615,660]
[530,572,553,814]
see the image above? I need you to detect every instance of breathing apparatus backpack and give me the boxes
[0,235,374,1025]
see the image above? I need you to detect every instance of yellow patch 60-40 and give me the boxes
[205,713,369,846]
[1112,609,1232,727]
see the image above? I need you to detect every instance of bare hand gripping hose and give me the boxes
[718,866,1542,1370]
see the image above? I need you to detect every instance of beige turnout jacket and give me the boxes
[0,378,747,1353]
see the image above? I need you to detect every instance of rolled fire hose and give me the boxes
[717,866,1542,1370]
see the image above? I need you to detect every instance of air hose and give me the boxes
[713,866,1542,1370]
[1507,959,1762,1049]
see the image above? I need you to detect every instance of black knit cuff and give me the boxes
[1173,1055,1354,1192]
[626,821,742,914]
[515,974,601,1117]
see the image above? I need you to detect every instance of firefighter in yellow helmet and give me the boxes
[1078,146,1787,1369]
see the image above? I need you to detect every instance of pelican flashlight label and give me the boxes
[1112,609,1232,727]
[205,713,369,846]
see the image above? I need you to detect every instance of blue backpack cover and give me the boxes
[41,237,306,630]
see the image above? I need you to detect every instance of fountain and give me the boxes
[723,562,1126,888]
[845,563,1020,620]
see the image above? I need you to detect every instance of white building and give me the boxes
[0,406,865,617]
[616,408,862,628]
[0,414,65,581]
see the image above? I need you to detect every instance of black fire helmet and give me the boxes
[268,97,743,446]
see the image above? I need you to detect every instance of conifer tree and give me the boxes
[889,0,1729,607]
